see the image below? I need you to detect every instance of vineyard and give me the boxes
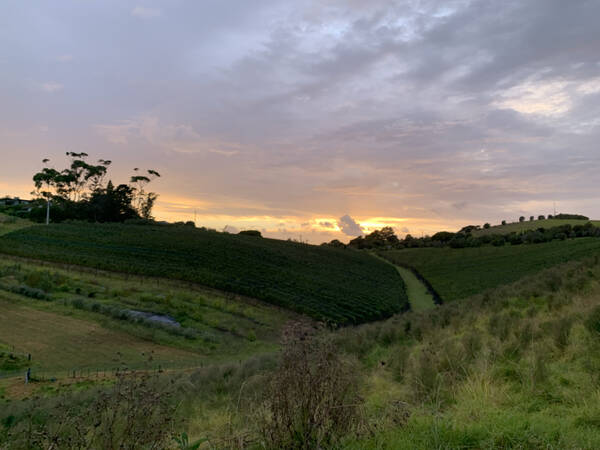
[0,223,407,324]
[380,238,600,302]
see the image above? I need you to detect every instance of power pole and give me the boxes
[45,199,50,225]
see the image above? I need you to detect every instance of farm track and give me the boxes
[371,253,436,311]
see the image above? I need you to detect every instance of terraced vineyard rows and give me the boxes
[0,223,407,324]
[380,238,600,301]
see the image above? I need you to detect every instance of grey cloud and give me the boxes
[319,221,334,228]
[337,215,363,236]
[2,0,600,240]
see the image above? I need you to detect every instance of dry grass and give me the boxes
[0,296,202,374]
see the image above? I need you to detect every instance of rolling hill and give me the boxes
[380,238,600,302]
[0,223,407,324]
[473,218,600,237]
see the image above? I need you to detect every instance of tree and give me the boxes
[519,216,525,222]
[30,154,161,223]
[538,215,545,220]
[530,216,535,221]
[483,223,491,229]
[501,220,507,225]
[130,168,161,219]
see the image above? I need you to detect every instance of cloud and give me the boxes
[337,215,363,236]
[318,221,334,228]
[131,6,161,19]
[4,0,600,242]
[400,227,410,233]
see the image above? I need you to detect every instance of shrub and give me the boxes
[260,322,363,449]
[4,371,179,449]
[239,230,262,237]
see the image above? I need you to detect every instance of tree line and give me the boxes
[323,221,600,250]
[27,152,160,223]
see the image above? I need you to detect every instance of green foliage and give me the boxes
[238,230,262,237]
[381,238,600,301]
[0,223,407,324]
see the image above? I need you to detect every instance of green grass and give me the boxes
[394,266,436,312]
[0,223,407,324]
[473,218,600,236]
[380,238,600,301]
[337,258,600,449]
[372,253,435,312]
[0,213,32,236]
[0,257,292,371]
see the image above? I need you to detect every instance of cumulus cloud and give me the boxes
[337,215,363,237]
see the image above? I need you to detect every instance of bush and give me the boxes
[260,322,363,449]
[239,230,262,237]
[3,371,179,449]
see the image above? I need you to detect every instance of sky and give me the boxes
[1,0,599,243]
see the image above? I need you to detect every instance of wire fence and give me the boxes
[0,359,215,383]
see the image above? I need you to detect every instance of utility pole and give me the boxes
[45,199,50,225]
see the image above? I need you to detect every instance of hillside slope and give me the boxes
[0,223,407,324]
[381,238,600,302]
[473,218,600,236]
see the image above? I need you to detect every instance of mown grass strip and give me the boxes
[380,238,600,301]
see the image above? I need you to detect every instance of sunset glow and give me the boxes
[2,1,599,242]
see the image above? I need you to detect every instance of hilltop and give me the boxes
[473,216,600,237]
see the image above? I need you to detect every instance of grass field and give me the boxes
[0,257,292,363]
[380,238,600,301]
[0,213,32,236]
[0,223,407,324]
[473,218,600,236]
[0,298,202,374]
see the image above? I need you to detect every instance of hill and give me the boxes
[380,238,600,302]
[473,218,600,237]
[0,223,407,324]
